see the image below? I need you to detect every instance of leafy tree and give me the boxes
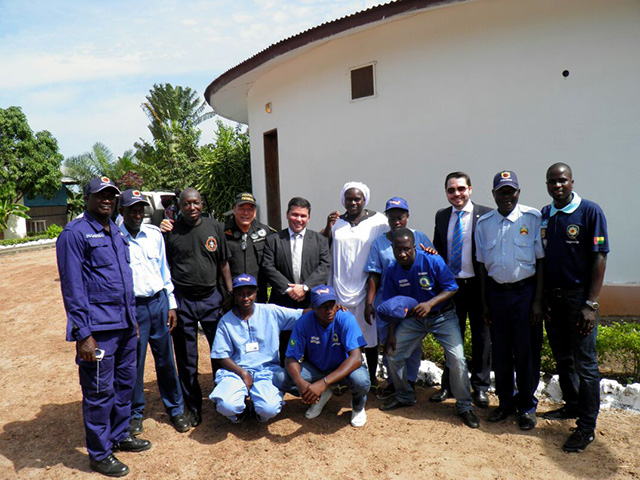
[0,198,30,231]
[135,83,214,191]
[0,106,63,203]
[64,143,141,190]
[197,121,251,221]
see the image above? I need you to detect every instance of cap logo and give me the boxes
[205,236,218,252]
[101,176,110,183]
[238,276,251,282]
[132,190,141,197]
[389,200,401,205]
[316,288,330,294]
[501,172,511,179]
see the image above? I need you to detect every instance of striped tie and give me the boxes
[450,210,465,276]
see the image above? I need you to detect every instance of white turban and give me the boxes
[340,181,370,208]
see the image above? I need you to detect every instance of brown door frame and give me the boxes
[263,129,282,230]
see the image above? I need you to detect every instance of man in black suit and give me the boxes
[431,172,493,408]
[262,197,332,362]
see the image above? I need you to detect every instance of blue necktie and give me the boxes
[450,211,465,276]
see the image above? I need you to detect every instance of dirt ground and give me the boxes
[1,247,639,480]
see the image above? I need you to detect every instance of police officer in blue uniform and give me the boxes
[118,189,190,436]
[541,163,609,452]
[57,177,151,477]
[475,171,545,431]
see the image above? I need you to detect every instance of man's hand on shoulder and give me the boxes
[159,219,174,233]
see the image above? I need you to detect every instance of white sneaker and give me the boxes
[350,404,367,427]
[305,390,333,419]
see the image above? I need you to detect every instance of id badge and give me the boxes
[245,342,259,353]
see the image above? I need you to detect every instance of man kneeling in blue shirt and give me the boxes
[379,228,480,429]
[210,274,303,423]
[281,285,370,427]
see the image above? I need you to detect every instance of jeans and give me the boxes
[545,288,600,432]
[387,307,473,413]
[279,361,370,411]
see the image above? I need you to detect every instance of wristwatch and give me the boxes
[585,300,599,311]
[302,285,310,292]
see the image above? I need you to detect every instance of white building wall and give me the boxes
[5,198,27,240]
[246,0,640,284]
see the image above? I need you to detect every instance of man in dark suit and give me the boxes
[262,197,332,362]
[431,172,493,408]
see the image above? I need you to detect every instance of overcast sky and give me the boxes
[0,0,387,159]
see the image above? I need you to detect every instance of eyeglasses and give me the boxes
[447,186,468,194]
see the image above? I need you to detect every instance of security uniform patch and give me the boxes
[567,225,580,240]
[205,236,218,252]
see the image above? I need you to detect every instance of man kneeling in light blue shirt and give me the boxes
[210,274,303,423]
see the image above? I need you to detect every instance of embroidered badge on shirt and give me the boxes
[418,275,432,291]
[594,236,605,245]
[332,332,341,346]
[519,226,529,235]
[310,336,321,345]
[567,225,580,240]
[289,339,296,347]
[205,236,218,252]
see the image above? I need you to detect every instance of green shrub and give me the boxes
[0,233,49,246]
[597,322,640,382]
[46,223,63,238]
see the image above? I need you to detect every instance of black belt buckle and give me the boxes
[551,288,564,298]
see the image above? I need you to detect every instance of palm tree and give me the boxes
[64,143,140,190]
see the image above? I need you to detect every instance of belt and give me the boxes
[135,290,163,305]
[547,285,586,298]
[426,301,455,318]
[490,276,534,291]
[455,277,476,286]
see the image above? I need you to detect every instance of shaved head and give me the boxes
[546,163,572,179]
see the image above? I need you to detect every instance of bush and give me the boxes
[0,233,49,246]
[597,322,640,382]
[46,223,63,238]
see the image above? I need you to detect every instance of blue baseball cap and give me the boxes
[384,197,409,212]
[120,189,150,207]
[492,170,519,191]
[232,274,258,289]
[310,284,337,307]
[84,176,120,196]
[376,296,419,325]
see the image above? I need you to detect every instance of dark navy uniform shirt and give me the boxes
[541,193,609,288]
[56,211,136,342]
[381,250,458,312]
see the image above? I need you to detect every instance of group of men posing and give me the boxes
[56,162,608,477]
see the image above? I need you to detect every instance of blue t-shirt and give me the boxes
[365,230,434,307]
[541,195,609,288]
[211,303,302,370]
[285,309,366,373]
[381,250,458,311]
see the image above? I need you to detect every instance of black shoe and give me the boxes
[128,417,143,436]
[113,436,151,453]
[90,454,129,477]
[487,406,515,422]
[380,397,415,411]
[563,429,595,452]
[376,383,396,401]
[459,410,481,429]
[429,388,450,403]
[518,412,538,431]
[188,408,202,427]
[473,391,490,409]
[543,405,578,420]
[170,413,191,433]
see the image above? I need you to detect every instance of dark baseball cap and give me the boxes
[384,197,410,212]
[120,189,150,207]
[376,296,419,325]
[84,176,120,196]
[235,192,257,206]
[232,274,258,289]
[492,171,520,191]
[310,285,337,308]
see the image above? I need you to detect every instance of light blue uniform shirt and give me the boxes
[365,229,434,307]
[211,304,303,371]
[119,223,177,310]
[475,204,544,284]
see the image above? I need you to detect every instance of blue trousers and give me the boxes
[545,288,600,432]
[488,279,542,414]
[279,362,370,411]
[78,327,137,462]
[131,291,184,419]
[210,368,285,422]
[172,288,223,412]
[387,307,473,413]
